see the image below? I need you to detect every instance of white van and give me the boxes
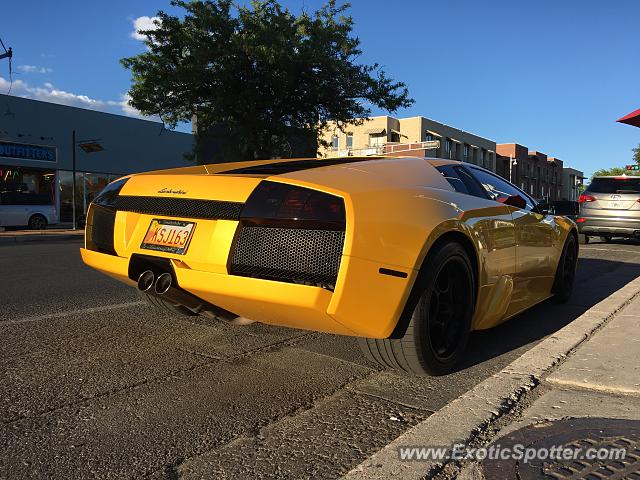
[0,191,57,229]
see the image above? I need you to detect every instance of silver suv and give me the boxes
[0,191,57,230]
[578,176,640,243]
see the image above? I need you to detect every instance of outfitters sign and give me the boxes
[0,141,57,162]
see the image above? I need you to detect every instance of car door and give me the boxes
[435,164,517,328]
[464,166,560,314]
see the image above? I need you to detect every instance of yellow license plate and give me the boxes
[141,219,195,254]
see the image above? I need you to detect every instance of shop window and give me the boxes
[0,166,55,199]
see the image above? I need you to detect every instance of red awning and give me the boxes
[617,108,640,127]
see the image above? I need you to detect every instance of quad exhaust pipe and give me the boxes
[136,270,238,321]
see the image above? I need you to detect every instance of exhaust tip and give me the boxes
[155,272,173,295]
[137,270,155,292]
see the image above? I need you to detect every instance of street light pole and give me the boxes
[72,129,77,230]
[509,155,517,183]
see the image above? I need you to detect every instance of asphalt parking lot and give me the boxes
[2,239,640,479]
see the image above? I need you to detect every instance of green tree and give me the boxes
[592,166,639,177]
[633,144,640,164]
[121,0,413,162]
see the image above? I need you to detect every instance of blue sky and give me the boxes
[1,0,638,176]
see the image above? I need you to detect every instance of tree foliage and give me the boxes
[121,0,413,161]
[592,166,638,177]
[633,144,640,164]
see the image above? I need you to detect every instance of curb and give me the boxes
[0,233,84,245]
[344,276,640,479]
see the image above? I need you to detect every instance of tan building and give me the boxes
[320,115,497,172]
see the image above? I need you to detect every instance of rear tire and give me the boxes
[357,242,475,376]
[143,293,199,317]
[552,234,578,303]
[28,214,47,230]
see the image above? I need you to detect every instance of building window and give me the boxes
[480,149,486,167]
[346,134,353,149]
[463,144,470,162]
[331,135,339,151]
[369,134,385,147]
[390,131,400,143]
[425,133,435,141]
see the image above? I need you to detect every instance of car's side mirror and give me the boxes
[498,194,527,209]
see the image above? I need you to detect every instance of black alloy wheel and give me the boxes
[426,256,472,362]
[28,214,47,230]
[553,234,578,303]
[358,242,475,376]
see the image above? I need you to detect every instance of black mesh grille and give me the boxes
[111,196,243,220]
[230,226,345,289]
[89,206,116,255]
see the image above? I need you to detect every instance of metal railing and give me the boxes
[334,140,441,157]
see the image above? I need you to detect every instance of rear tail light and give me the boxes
[241,181,345,228]
[576,217,586,223]
[578,194,596,203]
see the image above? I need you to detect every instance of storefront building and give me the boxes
[0,94,193,224]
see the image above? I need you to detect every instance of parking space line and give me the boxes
[581,247,640,254]
[1,301,145,326]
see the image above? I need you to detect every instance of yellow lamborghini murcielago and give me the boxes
[81,156,578,375]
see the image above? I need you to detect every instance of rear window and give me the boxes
[587,177,640,194]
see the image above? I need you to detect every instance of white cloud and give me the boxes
[108,93,161,122]
[130,16,160,41]
[17,65,53,74]
[0,76,160,121]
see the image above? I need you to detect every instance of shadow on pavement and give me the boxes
[458,257,640,371]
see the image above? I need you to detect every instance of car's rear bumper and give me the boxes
[578,216,640,237]
[80,246,415,339]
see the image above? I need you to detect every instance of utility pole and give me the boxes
[72,130,77,230]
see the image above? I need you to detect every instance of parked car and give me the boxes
[577,176,640,243]
[81,156,578,375]
[551,200,580,222]
[0,191,57,229]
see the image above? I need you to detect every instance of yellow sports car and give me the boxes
[81,156,578,375]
